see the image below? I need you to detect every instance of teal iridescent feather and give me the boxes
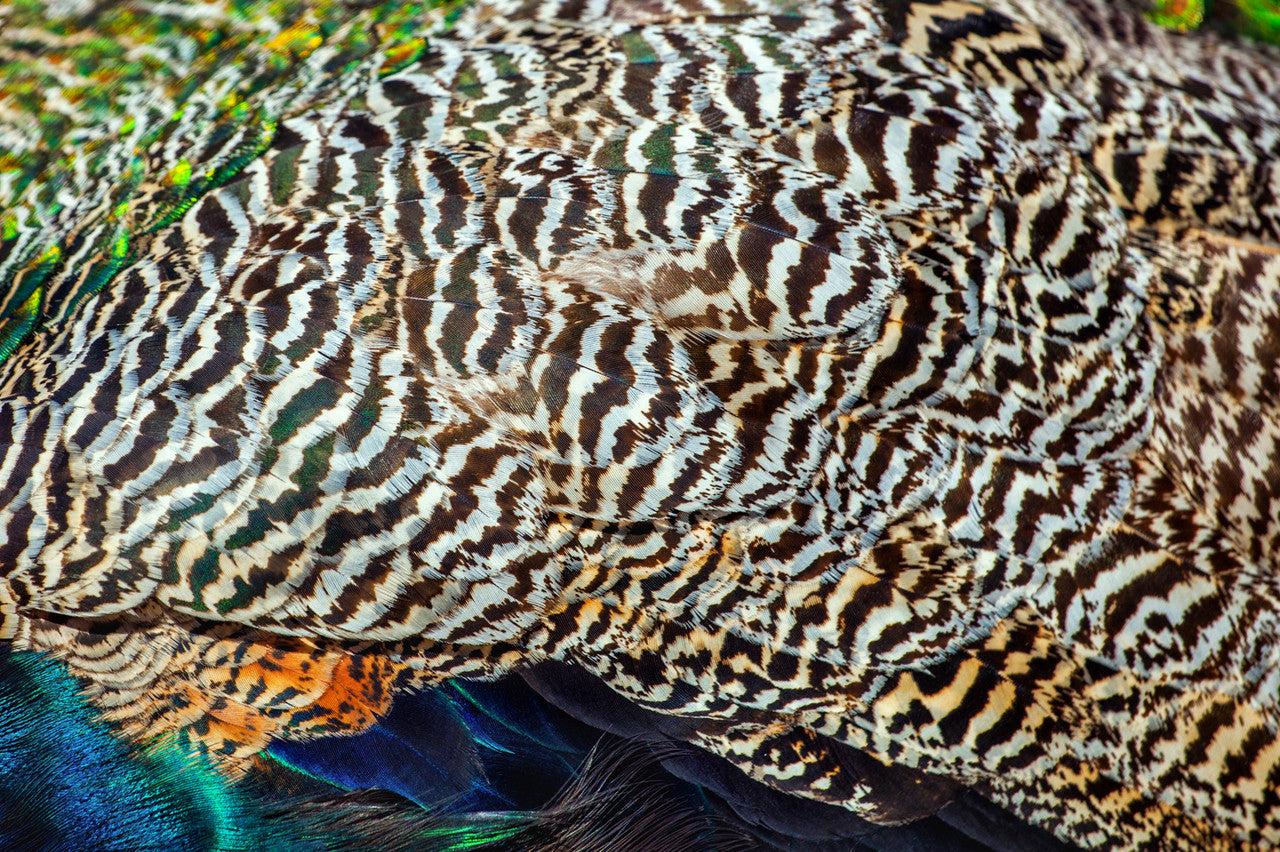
[0,649,260,852]
[0,649,755,852]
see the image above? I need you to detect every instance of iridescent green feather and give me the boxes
[0,0,469,366]
[0,650,264,852]
[1149,0,1280,43]
[0,649,747,852]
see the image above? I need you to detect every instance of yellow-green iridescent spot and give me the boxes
[1149,0,1280,44]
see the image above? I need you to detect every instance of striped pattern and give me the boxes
[3,0,1280,849]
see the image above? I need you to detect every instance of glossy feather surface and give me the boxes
[2,1,1280,849]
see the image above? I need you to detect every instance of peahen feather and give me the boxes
[3,0,1280,850]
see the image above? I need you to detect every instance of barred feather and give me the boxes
[2,1,1280,849]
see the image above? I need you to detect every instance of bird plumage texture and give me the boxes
[2,0,1280,849]
[0,646,759,852]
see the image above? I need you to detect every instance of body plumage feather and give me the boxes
[3,0,1280,849]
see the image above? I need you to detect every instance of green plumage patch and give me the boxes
[0,650,254,852]
[0,0,471,366]
[1149,0,1280,43]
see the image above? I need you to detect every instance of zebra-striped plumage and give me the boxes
[3,0,1280,849]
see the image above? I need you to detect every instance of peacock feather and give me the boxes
[1147,0,1280,42]
[3,0,1280,849]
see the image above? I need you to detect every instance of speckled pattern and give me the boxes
[2,1,1280,849]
